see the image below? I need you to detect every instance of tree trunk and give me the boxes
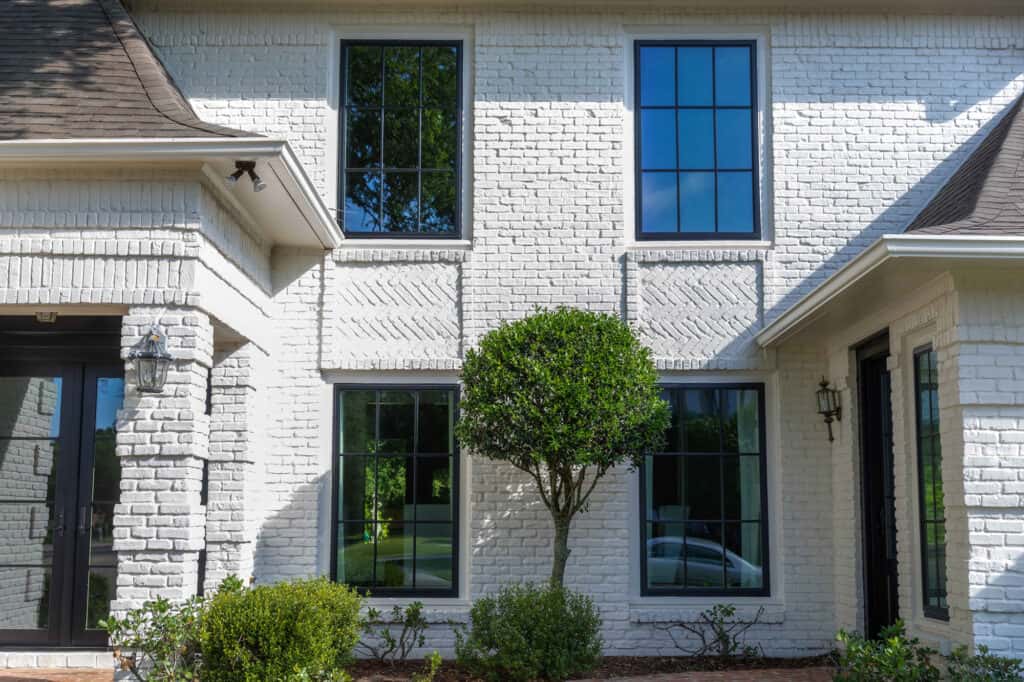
[550,514,572,586]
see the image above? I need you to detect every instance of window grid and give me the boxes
[914,347,949,620]
[331,386,459,597]
[640,384,769,597]
[339,41,462,238]
[635,40,760,240]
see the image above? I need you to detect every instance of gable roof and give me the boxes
[0,0,252,140]
[906,97,1024,235]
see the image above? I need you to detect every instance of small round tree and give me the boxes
[456,308,670,586]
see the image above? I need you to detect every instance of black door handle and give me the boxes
[77,506,90,535]
[54,510,65,537]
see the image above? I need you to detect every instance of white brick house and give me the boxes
[1,0,1024,668]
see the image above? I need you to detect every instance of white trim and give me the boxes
[756,234,1024,348]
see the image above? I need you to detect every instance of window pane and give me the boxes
[86,567,116,629]
[714,46,752,106]
[344,172,381,233]
[722,389,760,453]
[340,390,377,453]
[423,47,458,108]
[415,524,453,589]
[647,523,686,588]
[640,47,675,106]
[0,376,62,438]
[417,457,452,521]
[640,172,677,233]
[418,390,454,454]
[640,109,676,170]
[647,454,684,521]
[381,172,419,233]
[383,46,420,108]
[685,456,721,520]
[339,522,374,586]
[679,172,715,233]
[717,172,754,233]
[346,46,382,106]
[420,172,457,234]
[345,108,381,169]
[339,455,373,521]
[0,567,50,629]
[376,456,412,522]
[421,109,458,170]
[382,109,419,170]
[678,47,713,106]
[715,109,752,169]
[378,391,414,452]
[683,389,719,452]
[724,522,763,588]
[723,456,761,521]
[663,390,683,452]
[376,523,413,588]
[677,109,714,170]
[685,522,724,589]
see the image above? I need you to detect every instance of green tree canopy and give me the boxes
[456,308,670,585]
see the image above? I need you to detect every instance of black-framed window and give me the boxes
[640,385,769,596]
[914,347,948,620]
[635,41,759,240]
[332,386,458,596]
[339,41,462,238]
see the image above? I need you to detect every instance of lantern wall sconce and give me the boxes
[129,324,173,394]
[816,377,842,442]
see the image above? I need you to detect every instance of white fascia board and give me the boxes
[0,137,344,249]
[756,234,1024,348]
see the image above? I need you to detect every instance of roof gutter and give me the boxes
[756,233,1024,348]
[0,137,343,249]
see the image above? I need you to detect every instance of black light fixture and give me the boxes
[226,161,266,193]
[129,324,173,394]
[816,377,842,442]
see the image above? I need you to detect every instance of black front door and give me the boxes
[858,336,899,639]
[0,320,123,647]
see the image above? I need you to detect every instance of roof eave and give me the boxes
[0,137,343,249]
[756,233,1024,348]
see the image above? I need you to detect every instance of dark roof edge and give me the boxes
[97,0,255,139]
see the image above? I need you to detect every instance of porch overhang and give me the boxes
[756,234,1024,348]
[0,137,343,250]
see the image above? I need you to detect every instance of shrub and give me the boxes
[656,604,765,658]
[947,644,1024,681]
[455,583,603,682]
[834,622,940,681]
[200,577,362,682]
[101,593,207,681]
[358,601,429,662]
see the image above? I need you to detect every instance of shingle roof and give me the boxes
[0,0,254,140]
[906,97,1024,235]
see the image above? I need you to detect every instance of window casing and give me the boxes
[640,384,769,596]
[914,347,948,620]
[339,41,463,238]
[634,40,760,240]
[332,386,459,596]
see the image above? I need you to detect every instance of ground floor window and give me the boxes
[914,347,948,620]
[333,386,458,596]
[641,384,768,596]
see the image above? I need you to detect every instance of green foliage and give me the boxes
[456,307,669,583]
[834,622,940,681]
[455,583,603,682]
[200,577,362,682]
[358,601,429,662]
[657,604,764,658]
[412,651,443,682]
[101,594,207,682]
[947,645,1024,681]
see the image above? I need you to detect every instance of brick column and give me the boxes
[111,307,212,614]
[203,342,266,591]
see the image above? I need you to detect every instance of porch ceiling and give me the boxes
[756,234,1024,348]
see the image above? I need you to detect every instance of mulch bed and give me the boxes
[349,655,836,681]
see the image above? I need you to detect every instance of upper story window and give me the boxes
[641,385,768,596]
[635,41,759,240]
[333,387,459,596]
[914,347,948,620]
[340,41,462,238]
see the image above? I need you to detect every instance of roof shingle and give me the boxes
[0,0,254,140]
[906,97,1024,235]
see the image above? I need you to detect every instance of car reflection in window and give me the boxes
[647,536,762,589]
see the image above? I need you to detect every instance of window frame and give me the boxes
[639,382,770,597]
[913,346,949,622]
[337,39,464,240]
[633,39,761,242]
[330,384,460,598]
